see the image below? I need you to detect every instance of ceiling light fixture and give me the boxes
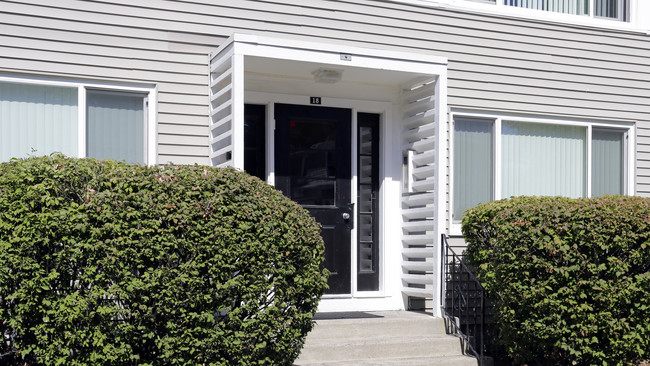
[312,68,343,84]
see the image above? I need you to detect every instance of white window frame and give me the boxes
[389,0,648,33]
[0,74,157,165]
[449,110,635,235]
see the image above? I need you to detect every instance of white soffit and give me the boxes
[212,33,448,87]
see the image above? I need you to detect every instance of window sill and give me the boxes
[449,222,463,237]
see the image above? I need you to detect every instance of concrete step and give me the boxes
[306,312,447,341]
[294,311,478,366]
[295,355,479,366]
[298,335,466,363]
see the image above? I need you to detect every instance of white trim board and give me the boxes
[211,33,448,68]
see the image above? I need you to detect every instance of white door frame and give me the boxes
[245,91,403,311]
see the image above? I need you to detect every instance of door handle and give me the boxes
[342,212,350,220]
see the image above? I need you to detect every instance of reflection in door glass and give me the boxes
[244,104,266,181]
[288,117,338,205]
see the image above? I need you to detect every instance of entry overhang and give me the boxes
[209,33,448,315]
[209,33,447,169]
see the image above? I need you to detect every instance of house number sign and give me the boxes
[310,97,321,105]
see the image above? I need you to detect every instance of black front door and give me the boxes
[274,103,352,294]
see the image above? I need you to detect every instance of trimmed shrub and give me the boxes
[0,155,328,366]
[463,196,650,366]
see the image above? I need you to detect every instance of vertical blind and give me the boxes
[453,118,493,221]
[86,90,146,164]
[595,0,624,19]
[0,81,78,162]
[502,0,625,19]
[505,0,588,15]
[501,121,586,198]
[592,130,624,196]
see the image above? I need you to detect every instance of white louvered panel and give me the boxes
[210,145,233,161]
[401,287,433,298]
[402,219,433,232]
[210,134,231,155]
[211,83,233,104]
[210,68,232,88]
[402,234,434,245]
[401,261,433,272]
[401,206,434,220]
[402,94,436,117]
[403,137,435,153]
[209,45,233,73]
[210,114,232,133]
[401,274,434,285]
[402,78,437,102]
[412,164,436,180]
[210,100,233,122]
[401,77,438,300]
[411,178,435,192]
[402,247,435,258]
[402,192,436,206]
[403,122,436,142]
[209,49,234,168]
[412,150,435,166]
[402,109,436,129]
[209,130,232,147]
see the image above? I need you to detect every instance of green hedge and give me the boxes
[0,155,328,366]
[463,196,650,366]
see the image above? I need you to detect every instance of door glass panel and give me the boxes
[244,104,266,181]
[359,156,373,184]
[287,117,338,205]
[357,112,380,290]
[359,243,373,271]
[359,185,373,213]
[290,178,335,206]
[359,215,373,242]
[359,126,373,154]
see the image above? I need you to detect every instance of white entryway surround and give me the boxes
[209,34,448,315]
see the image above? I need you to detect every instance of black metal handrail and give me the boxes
[440,234,491,365]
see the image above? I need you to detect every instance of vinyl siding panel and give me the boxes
[1,0,649,195]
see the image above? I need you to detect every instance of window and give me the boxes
[467,0,629,21]
[452,114,631,223]
[0,77,154,164]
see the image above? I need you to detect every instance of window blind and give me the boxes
[504,0,627,18]
[0,81,78,162]
[501,121,586,198]
[86,90,146,164]
[592,130,624,196]
[453,118,494,221]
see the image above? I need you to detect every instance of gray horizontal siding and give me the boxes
[1,0,650,195]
